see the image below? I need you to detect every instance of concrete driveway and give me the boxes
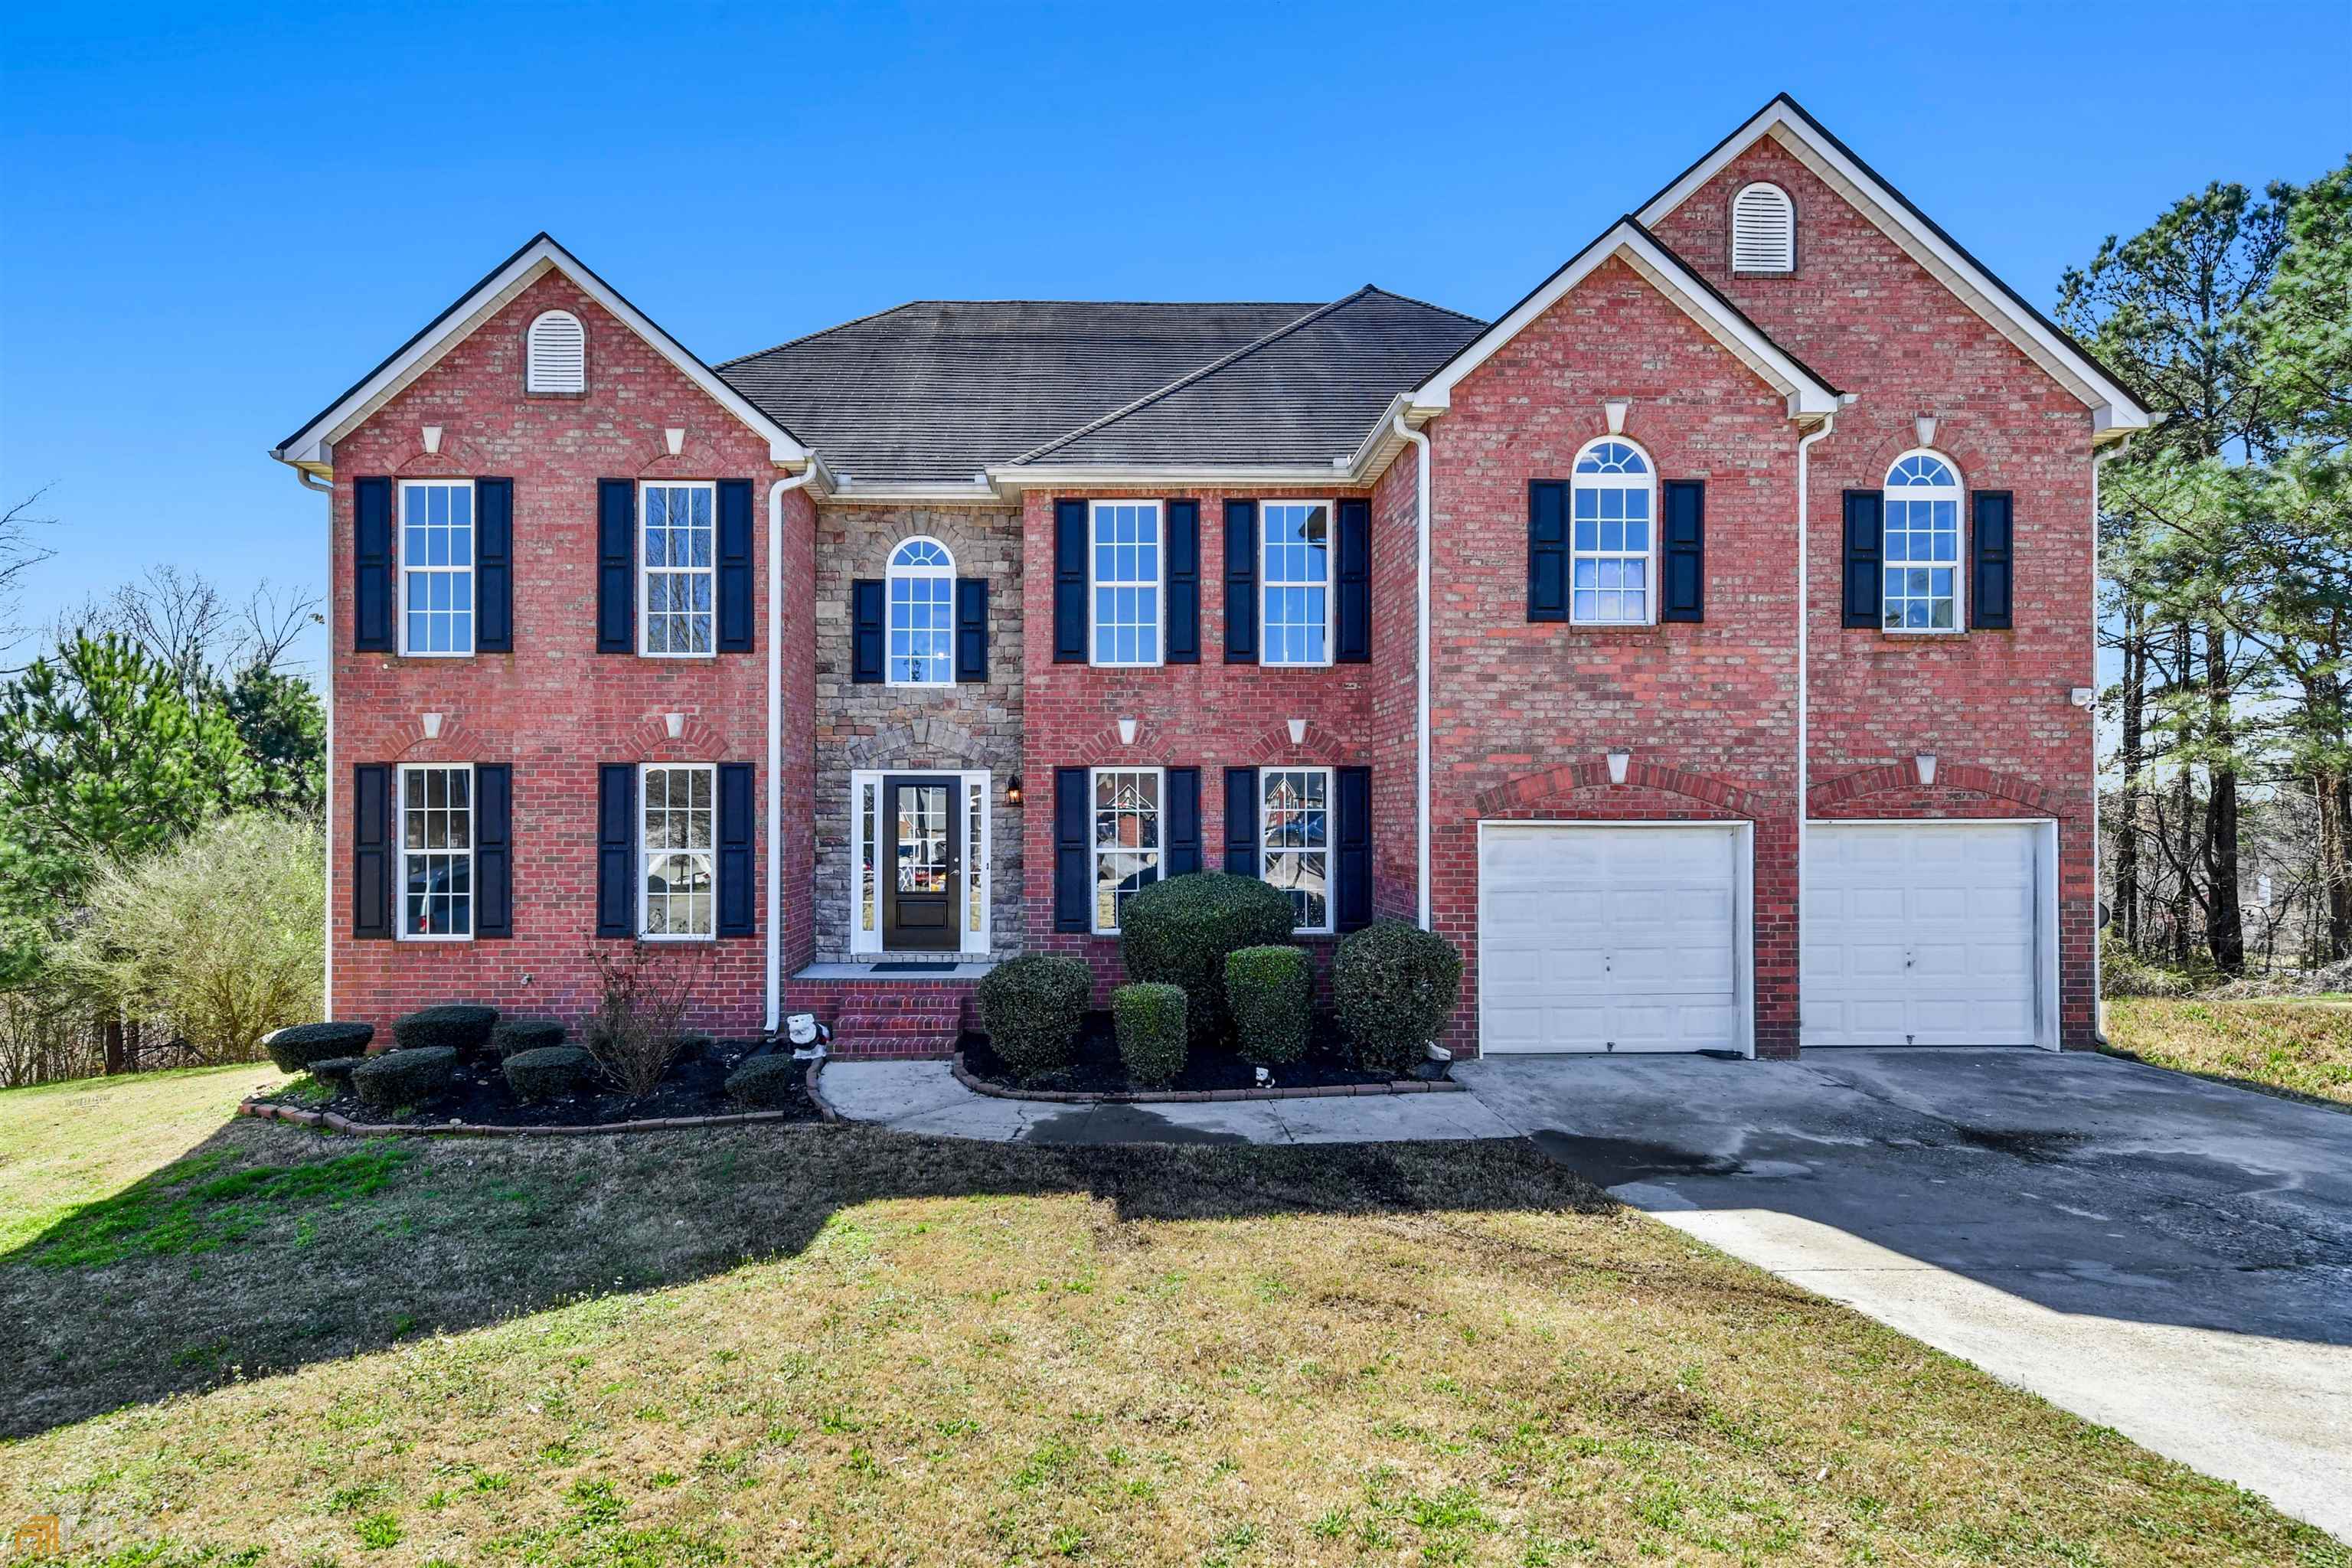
[1456,1048,2352,1540]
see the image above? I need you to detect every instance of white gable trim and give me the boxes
[273,234,810,470]
[1635,97,2151,436]
[1408,222,1842,421]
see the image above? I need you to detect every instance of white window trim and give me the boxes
[1881,448,1966,637]
[525,309,586,394]
[1259,764,1335,936]
[1259,499,1334,668]
[1730,181,1796,274]
[639,761,718,942]
[884,534,957,689]
[396,478,477,658]
[395,762,475,942]
[847,769,994,956]
[637,479,719,660]
[1569,438,1658,628]
[1088,499,1166,668]
[1088,766,1165,936]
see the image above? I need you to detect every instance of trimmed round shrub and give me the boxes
[489,1018,567,1060]
[1225,945,1312,1067]
[351,1046,459,1109]
[504,1046,594,1103]
[1332,920,1464,1076]
[1118,873,1295,1049]
[309,1056,365,1093]
[975,954,1093,1080]
[1112,982,1187,1089]
[726,1053,805,1109]
[392,1004,499,1056]
[264,1021,374,1075]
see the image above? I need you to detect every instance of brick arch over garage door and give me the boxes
[1475,759,1773,820]
[1808,760,2079,821]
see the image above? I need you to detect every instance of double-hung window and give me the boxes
[398,763,473,939]
[1090,501,1162,665]
[1259,766,1331,934]
[640,763,715,938]
[887,537,955,684]
[400,479,475,655]
[641,481,716,656]
[1570,440,1654,626]
[1090,767,1162,934]
[1882,452,1963,632]
[1261,501,1331,666]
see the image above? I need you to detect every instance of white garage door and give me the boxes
[1479,824,1746,1054]
[1803,823,2040,1047]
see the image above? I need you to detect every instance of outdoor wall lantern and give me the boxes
[1005,778,1024,807]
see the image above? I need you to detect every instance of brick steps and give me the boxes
[829,1003,965,1060]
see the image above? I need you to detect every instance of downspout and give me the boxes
[296,466,335,1018]
[1794,410,1838,1054]
[1393,411,1434,930]
[2089,434,2132,1043]
[765,468,821,1033]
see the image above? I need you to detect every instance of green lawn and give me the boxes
[1,1069,2341,1567]
[2105,996,2352,1108]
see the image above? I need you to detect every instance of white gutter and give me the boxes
[765,468,820,1032]
[1793,410,1838,1046]
[2089,434,2132,1040]
[293,466,336,1018]
[1393,410,1434,930]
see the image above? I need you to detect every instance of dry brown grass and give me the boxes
[2,1069,2343,1567]
[2105,996,2352,1108]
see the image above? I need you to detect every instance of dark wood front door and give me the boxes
[882,775,961,951]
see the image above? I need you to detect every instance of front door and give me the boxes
[882,775,961,951]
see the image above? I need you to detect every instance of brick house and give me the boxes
[273,96,2148,1060]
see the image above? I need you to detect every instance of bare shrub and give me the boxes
[582,942,708,1098]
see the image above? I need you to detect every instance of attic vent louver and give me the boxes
[526,309,586,393]
[1731,182,1795,273]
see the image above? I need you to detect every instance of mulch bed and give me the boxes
[959,1011,1450,1100]
[251,1040,826,1129]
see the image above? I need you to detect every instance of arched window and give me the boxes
[1731,182,1795,273]
[887,537,955,684]
[1570,438,1655,625]
[526,309,586,394]
[1883,450,1963,632]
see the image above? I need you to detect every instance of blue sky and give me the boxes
[2,1,2343,672]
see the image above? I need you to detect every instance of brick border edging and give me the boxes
[234,1076,842,1138]
[948,1054,1462,1105]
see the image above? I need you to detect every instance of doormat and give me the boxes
[868,961,962,973]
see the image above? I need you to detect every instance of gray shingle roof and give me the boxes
[715,292,1485,483]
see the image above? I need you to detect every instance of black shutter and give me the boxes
[1661,480,1705,624]
[475,763,513,938]
[1335,765,1372,932]
[1842,490,1884,629]
[596,764,636,938]
[956,577,989,681]
[353,477,393,652]
[475,479,514,652]
[1165,766,1201,877]
[1223,500,1258,662]
[1527,480,1568,622]
[351,763,392,938]
[1335,498,1371,662]
[1054,766,1090,932]
[1166,499,1200,663]
[1971,492,2014,630]
[1223,766,1259,875]
[851,580,885,683]
[716,479,753,652]
[1054,498,1089,663]
[717,762,754,937]
[596,479,635,652]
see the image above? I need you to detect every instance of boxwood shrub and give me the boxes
[309,1056,365,1093]
[1112,982,1187,1089]
[1118,873,1295,1048]
[975,954,1093,1080]
[489,1018,567,1060]
[264,1021,374,1075]
[351,1046,459,1109]
[392,1004,499,1056]
[725,1053,805,1109]
[1225,944,1312,1067]
[1332,920,1464,1076]
[503,1046,593,1103]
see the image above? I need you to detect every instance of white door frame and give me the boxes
[1475,818,1757,1058]
[1802,818,2061,1051]
[849,768,992,956]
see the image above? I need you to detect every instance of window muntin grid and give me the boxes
[399,480,475,655]
[1261,501,1331,666]
[640,764,715,938]
[1883,451,1962,633]
[1090,767,1162,934]
[399,763,472,939]
[1260,766,1331,934]
[1089,501,1162,666]
[887,536,954,684]
[1571,440,1653,626]
[641,482,715,656]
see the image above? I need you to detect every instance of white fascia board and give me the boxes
[272,236,811,471]
[1635,104,2152,432]
[826,477,1003,507]
[1410,223,1839,420]
[989,462,1381,495]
